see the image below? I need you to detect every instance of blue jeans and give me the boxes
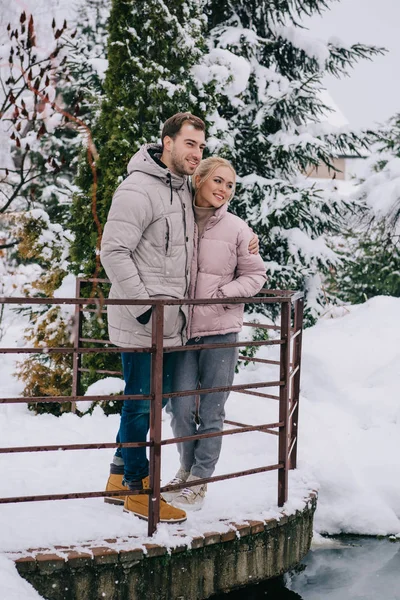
[169,333,239,478]
[116,351,178,484]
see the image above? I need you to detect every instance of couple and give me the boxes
[100,112,266,524]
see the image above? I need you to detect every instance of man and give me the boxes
[101,113,258,523]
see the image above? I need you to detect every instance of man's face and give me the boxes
[163,123,206,176]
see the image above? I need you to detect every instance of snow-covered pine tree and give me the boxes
[333,224,400,303]
[333,115,400,303]
[201,0,384,323]
[68,0,218,405]
[70,0,215,277]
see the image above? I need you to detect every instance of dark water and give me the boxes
[213,537,400,599]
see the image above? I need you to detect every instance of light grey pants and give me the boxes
[168,333,239,479]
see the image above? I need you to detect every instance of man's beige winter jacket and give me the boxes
[100,144,194,348]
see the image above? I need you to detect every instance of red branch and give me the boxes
[1,52,104,301]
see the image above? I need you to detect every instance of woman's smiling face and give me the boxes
[195,166,236,208]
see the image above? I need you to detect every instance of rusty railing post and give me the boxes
[148,302,164,536]
[71,278,83,413]
[278,299,291,506]
[289,297,304,469]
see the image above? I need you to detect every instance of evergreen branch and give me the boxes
[326,43,387,77]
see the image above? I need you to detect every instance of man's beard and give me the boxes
[170,149,195,176]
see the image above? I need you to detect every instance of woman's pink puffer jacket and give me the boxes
[188,202,267,338]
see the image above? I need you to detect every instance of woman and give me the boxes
[165,157,267,510]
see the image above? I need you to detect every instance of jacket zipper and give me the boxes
[191,214,222,325]
[180,195,189,296]
[189,227,200,330]
[178,190,189,345]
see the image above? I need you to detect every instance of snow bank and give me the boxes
[300,296,400,535]
[0,556,44,600]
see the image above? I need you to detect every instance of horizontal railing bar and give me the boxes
[0,380,283,404]
[77,281,300,299]
[224,419,279,436]
[0,420,282,454]
[78,368,122,376]
[163,339,284,354]
[0,346,153,355]
[238,389,280,401]
[0,393,151,405]
[81,338,282,349]
[0,463,283,505]
[290,291,304,303]
[78,278,110,284]
[79,338,111,345]
[238,355,280,366]
[0,488,148,505]
[243,322,281,331]
[163,380,284,400]
[0,440,151,454]
[161,422,282,446]
[259,289,297,296]
[160,463,283,494]
[0,339,283,356]
[0,296,294,307]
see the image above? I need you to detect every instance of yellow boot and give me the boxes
[123,476,187,523]
[104,473,129,505]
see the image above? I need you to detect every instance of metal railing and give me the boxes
[0,281,304,536]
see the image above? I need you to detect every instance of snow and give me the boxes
[301,297,400,534]
[276,227,338,263]
[273,25,330,69]
[214,26,260,49]
[0,555,44,600]
[86,58,108,80]
[317,89,349,128]
[0,293,398,583]
[354,156,400,227]
[193,49,251,99]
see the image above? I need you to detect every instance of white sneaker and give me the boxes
[172,474,207,511]
[162,467,190,503]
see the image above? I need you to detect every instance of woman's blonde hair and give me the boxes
[193,157,236,202]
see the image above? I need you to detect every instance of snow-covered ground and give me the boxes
[1,295,400,596]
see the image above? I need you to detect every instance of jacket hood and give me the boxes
[127,143,188,190]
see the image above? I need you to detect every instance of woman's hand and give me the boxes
[248,232,259,255]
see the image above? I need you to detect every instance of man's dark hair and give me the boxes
[161,112,205,146]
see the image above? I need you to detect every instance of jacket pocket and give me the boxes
[164,217,172,256]
[143,304,181,338]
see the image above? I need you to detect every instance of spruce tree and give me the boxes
[201,0,384,322]
[333,225,400,303]
[70,0,215,277]
[333,114,400,303]
[68,0,218,404]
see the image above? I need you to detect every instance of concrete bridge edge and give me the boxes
[15,491,317,600]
